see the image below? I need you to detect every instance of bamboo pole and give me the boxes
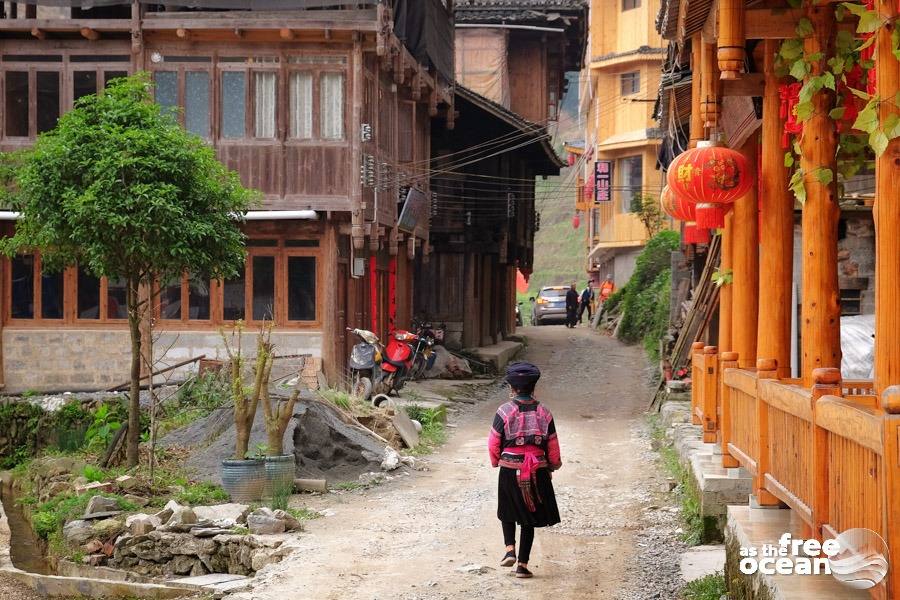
[699,41,721,131]
[799,3,840,386]
[731,135,759,369]
[717,0,746,80]
[874,0,900,395]
[690,34,704,148]
[757,40,794,379]
[718,211,734,351]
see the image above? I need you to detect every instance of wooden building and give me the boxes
[655,0,900,595]
[0,0,455,391]
[413,1,587,349]
[416,85,563,349]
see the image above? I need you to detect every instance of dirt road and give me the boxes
[235,326,680,600]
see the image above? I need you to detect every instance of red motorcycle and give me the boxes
[347,327,434,401]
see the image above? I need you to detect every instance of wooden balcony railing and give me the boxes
[687,343,900,595]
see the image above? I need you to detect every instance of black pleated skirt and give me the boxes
[497,466,561,527]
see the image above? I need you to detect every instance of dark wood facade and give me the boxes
[0,1,454,388]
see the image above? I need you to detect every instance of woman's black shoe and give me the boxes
[515,565,533,578]
[500,551,516,567]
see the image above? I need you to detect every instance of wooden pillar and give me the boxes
[718,211,734,351]
[799,3,840,386]
[880,386,900,595]
[755,358,780,505]
[874,0,900,394]
[699,41,721,132]
[757,40,794,379]
[732,136,759,369]
[690,34,704,148]
[811,367,841,540]
[690,341,705,425]
[717,0,745,80]
[701,345,719,443]
[719,351,740,467]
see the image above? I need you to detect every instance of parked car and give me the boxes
[531,286,569,325]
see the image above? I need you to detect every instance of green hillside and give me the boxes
[529,173,586,292]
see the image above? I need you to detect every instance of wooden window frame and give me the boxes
[156,273,218,327]
[620,71,640,97]
[148,58,214,139]
[0,49,131,142]
[622,0,641,11]
[216,57,282,143]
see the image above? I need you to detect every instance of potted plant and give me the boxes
[219,324,267,503]
[256,327,302,499]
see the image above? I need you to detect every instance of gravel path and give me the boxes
[0,574,43,600]
[230,326,684,599]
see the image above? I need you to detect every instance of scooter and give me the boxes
[347,327,434,401]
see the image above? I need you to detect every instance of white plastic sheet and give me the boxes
[840,314,875,380]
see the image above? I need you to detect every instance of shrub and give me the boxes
[175,482,229,506]
[82,465,108,483]
[404,405,447,455]
[614,230,679,353]
[31,511,58,540]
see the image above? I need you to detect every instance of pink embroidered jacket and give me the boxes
[488,398,561,470]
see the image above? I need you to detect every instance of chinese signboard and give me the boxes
[594,160,613,203]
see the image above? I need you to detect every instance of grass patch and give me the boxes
[334,481,363,491]
[647,415,717,546]
[403,405,447,456]
[30,492,137,540]
[319,388,353,411]
[285,507,321,521]
[681,572,726,600]
[174,481,229,506]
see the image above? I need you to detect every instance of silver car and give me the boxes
[531,286,570,325]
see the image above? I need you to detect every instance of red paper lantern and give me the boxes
[572,212,581,229]
[660,186,710,245]
[666,143,753,229]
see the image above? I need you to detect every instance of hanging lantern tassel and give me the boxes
[694,202,727,229]
[683,223,711,245]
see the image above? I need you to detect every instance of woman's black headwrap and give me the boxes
[505,362,541,387]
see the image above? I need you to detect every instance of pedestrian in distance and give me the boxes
[598,274,615,307]
[489,362,562,578]
[565,282,579,328]
[578,281,594,323]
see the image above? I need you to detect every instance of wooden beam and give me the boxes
[718,0,746,79]
[799,3,841,385]
[757,40,794,379]
[30,27,45,40]
[722,73,764,96]
[689,34,703,147]
[80,27,100,41]
[719,210,734,351]
[874,0,900,395]
[233,28,243,39]
[176,27,190,40]
[699,41,721,132]
[279,28,294,40]
[745,9,803,39]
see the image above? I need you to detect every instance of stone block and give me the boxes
[85,495,120,515]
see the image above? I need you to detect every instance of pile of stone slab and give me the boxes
[65,497,302,577]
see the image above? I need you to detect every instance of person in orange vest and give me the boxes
[598,274,616,306]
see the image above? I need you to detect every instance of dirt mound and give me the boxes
[160,396,384,485]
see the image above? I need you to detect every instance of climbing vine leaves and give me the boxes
[776,1,900,202]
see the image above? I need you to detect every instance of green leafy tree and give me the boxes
[1,74,255,467]
[629,192,665,238]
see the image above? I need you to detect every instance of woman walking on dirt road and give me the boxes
[488,362,562,578]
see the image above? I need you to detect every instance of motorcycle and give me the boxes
[347,325,435,401]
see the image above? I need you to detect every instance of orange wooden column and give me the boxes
[799,3,840,386]
[719,211,734,351]
[731,135,759,369]
[880,387,900,595]
[811,367,842,539]
[874,0,900,394]
[717,0,745,80]
[690,34,704,148]
[699,40,721,131]
[757,40,794,378]
[719,351,739,467]
[755,359,781,505]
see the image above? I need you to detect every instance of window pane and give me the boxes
[223,272,245,321]
[289,72,313,139]
[106,278,128,319]
[160,280,182,320]
[5,71,28,137]
[155,71,178,118]
[251,256,275,321]
[185,71,210,138]
[320,72,344,140]
[74,71,97,102]
[254,71,276,138]
[41,268,64,319]
[37,71,60,133]
[188,277,210,320]
[11,255,34,319]
[288,256,316,321]
[620,156,643,211]
[104,70,127,87]
[77,268,101,319]
[221,71,246,139]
